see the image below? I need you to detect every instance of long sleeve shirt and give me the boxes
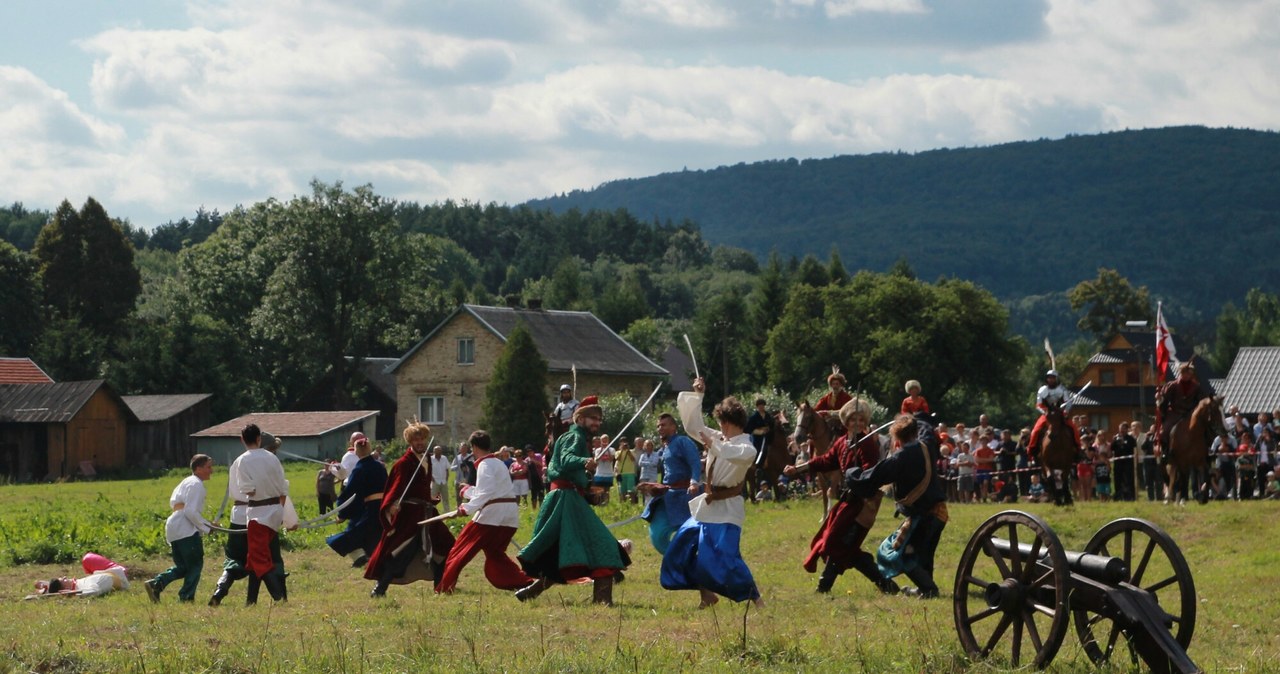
[165,474,211,543]
[678,391,756,527]
[235,448,290,531]
[459,455,520,527]
[430,455,451,484]
[660,434,702,486]
[227,451,250,526]
[637,452,661,482]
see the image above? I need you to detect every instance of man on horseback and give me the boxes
[1156,362,1210,449]
[1027,370,1080,453]
[814,371,853,423]
[784,397,897,595]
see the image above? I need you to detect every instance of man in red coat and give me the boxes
[785,397,898,595]
[813,371,853,420]
[365,421,456,597]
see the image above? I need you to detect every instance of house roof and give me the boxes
[0,380,138,424]
[0,357,54,384]
[122,394,213,422]
[661,344,694,392]
[1072,378,1218,408]
[391,304,668,377]
[1218,346,1280,415]
[192,410,380,438]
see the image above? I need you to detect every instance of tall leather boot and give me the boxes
[262,573,286,602]
[902,566,939,599]
[372,566,394,598]
[245,575,262,606]
[208,570,235,607]
[816,561,840,593]
[851,554,899,595]
[592,575,614,606]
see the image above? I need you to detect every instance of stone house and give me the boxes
[389,303,668,447]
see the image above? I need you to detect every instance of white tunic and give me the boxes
[165,475,211,543]
[677,391,757,527]
[459,455,520,527]
[78,568,129,597]
[1036,384,1071,411]
[235,448,290,532]
[340,449,359,485]
[227,451,250,526]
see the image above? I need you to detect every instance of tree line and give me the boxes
[1,182,1269,434]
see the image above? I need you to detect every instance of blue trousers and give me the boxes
[661,518,759,602]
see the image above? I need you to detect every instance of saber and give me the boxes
[599,382,663,456]
[606,512,644,529]
[292,493,358,528]
[572,363,578,399]
[418,509,459,525]
[278,449,329,466]
[395,447,431,510]
[213,483,230,525]
[1043,337,1057,373]
[1066,381,1092,410]
[683,333,700,380]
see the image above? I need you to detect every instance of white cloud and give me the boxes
[822,0,928,18]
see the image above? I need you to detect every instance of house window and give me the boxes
[1099,369,1115,385]
[1089,413,1110,434]
[457,338,475,365]
[419,396,445,425]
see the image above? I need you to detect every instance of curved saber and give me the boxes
[278,449,330,466]
[395,449,430,509]
[683,333,700,380]
[598,383,663,457]
[606,512,644,529]
[296,493,358,527]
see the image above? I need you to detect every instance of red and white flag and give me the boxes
[1155,302,1177,384]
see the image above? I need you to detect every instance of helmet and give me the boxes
[559,384,572,392]
[1045,370,1059,379]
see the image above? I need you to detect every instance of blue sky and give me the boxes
[1,0,1276,227]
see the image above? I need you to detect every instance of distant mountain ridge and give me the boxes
[528,126,1280,328]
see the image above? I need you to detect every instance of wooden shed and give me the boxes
[192,410,380,466]
[123,394,214,469]
[0,380,136,481]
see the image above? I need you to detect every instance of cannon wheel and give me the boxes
[953,510,1072,669]
[1072,517,1196,665]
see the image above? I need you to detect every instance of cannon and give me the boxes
[952,510,1199,673]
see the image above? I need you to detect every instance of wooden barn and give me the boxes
[0,380,137,481]
[123,394,214,469]
[192,410,380,466]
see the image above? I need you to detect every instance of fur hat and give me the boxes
[574,395,602,421]
[838,397,873,426]
[904,379,922,394]
[827,372,846,386]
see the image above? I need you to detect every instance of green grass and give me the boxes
[0,466,1277,673]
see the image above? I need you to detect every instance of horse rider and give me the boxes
[1156,362,1211,449]
[1027,370,1080,453]
[814,371,853,427]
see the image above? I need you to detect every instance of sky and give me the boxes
[1,0,1277,228]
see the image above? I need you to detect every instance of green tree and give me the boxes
[827,247,849,285]
[0,240,42,354]
[1068,268,1153,343]
[1211,288,1280,372]
[794,254,828,287]
[481,322,549,448]
[33,198,141,337]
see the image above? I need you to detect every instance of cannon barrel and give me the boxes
[988,538,1128,585]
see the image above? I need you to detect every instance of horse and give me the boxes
[1036,401,1078,506]
[792,400,844,516]
[544,411,569,446]
[1164,395,1225,505]
[745,411,795,502]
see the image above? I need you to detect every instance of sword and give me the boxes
[418,509,459,525]
[1066,381,1092,410]
[683,333,700,380]
[599,382,663,456]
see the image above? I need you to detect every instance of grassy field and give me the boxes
[0,465,1277,673]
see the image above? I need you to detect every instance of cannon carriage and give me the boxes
[952,510,1200,673]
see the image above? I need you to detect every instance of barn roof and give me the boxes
[122,394,213,422]
[390,304,667,377]
[1218,347,1280,415]
[351,357,398,400]
[0,357,54,384]
[192,410,380,438]
[0,380,137,423]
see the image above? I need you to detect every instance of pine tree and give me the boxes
[481,322,550,448]
[33,197,140,336]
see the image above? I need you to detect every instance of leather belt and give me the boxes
[246,497,285,507]
[705,482,745,502]
[664,479,692,489]
[480,497,518,510]
[233,500,249,506]
[363,492,384,502]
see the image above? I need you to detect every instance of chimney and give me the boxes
[505,294,521,308]
[527,298,543,310]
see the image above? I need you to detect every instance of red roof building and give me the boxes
[0,358,54,385]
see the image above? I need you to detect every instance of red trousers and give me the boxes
[436,521,532,593]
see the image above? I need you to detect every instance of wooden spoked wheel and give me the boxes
[1072,518,1197,665]
[953,510,1072,669]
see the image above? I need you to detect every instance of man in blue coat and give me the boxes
[641,412,703,554]
[326,434,387,567]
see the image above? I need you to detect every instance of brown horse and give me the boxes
[792,400,844,516]
[746,411,795,502]
[1036,401,1078,506]
[1165,395,1225,504]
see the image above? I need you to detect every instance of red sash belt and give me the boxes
[549,479,587,496]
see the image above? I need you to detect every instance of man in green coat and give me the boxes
[517,395,631,605]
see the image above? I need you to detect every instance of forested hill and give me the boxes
[528,126,1280,316]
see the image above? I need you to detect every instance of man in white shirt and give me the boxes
[145,454,214,602]
[435,430,533,593]
[235,426,295,604]
[430,445,452,510]
[340,432,365,486]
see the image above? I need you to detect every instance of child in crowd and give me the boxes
[1094,450,1112,502]
[1026,473,1047,503]
[754,481,774,502]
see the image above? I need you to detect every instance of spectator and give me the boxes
[1094,450,1112,502]
[954,442,975,503]
[1025,474,1047,503]
[452,442,476,504]
[615,440,638,504]
[340,432,365,486]
[316,460,339,514]
[1076,442,1096,502]
[754,480,774,503]
[429,445,451,511]
[973,431,996,502]
[510,448,530,505]
[1140,423,1161,501]
[1111,421,1137,501]
[996,429,1019,500]
[526,445,545,507]
[1015,428,1032,497]
[1236,432,1256,499]
[1256,427,1273,498]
